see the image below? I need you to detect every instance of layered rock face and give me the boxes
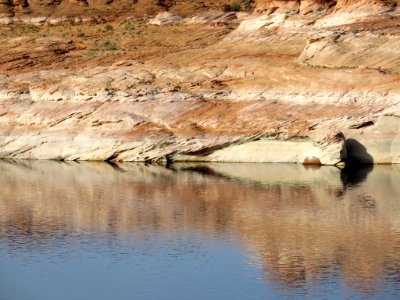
[255,0,399,14]
[0,0,399,25]
[0,1,399,163]
[0,0,235,24]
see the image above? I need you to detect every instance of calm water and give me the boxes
[0,161,400,300]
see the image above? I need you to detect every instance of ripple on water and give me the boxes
[1,161,400,299]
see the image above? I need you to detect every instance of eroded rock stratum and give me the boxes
[1,0,400,164]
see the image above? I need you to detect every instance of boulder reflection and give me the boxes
[1,160,400,295]
[340,163,374,188]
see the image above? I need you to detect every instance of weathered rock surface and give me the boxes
[149,12,182,25]
[299,31,400,72]
[0,1,400,164]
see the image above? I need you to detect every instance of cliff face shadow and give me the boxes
[335,138,374,195]
[341,138,374,164]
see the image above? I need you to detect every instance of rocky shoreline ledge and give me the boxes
[0,0,399,164]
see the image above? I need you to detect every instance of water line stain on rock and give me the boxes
[0,1,399,163]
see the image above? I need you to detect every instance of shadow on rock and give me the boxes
[340,138,374,164]
[334,138,374,197]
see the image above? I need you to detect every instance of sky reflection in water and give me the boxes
[0,161,400,299]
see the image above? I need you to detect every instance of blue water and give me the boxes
[0,161,400,299]
[0,237,274,300]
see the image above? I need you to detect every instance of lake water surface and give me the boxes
[0,161,400,299]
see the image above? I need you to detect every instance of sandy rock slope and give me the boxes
[0,2,400,163]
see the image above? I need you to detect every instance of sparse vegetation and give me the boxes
[67,17,75,26]
[229,1,241,12]
[103,40,117,50]
[242,0,253,10]
[87,49,100,57]
[123,21,134,31]
[17,24,39,34]
[226,0,253,12]
[105,24,114,31]
[0,11,232,69]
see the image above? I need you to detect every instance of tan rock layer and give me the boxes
[0,60,398,163]
[254,0,399,14]
[0,6,399,163]
[0,0,399,24]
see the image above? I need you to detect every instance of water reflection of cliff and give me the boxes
[1,160,400,295]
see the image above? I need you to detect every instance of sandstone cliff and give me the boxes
[0,0,399,163]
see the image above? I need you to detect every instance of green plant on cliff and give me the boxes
[229,1,241,11]
[227,0,253,11]
[105,24,114,31]
[123,21,134,31]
